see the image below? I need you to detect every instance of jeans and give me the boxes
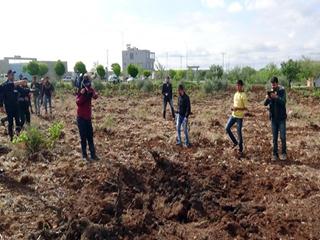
[176,114,189,146]
[77,117,96,159]
[33,95,41,115]
[226,116,243,152]
[163,97,175,119]
[271,120,286,156]
[44,95,52,114]
[6,109,21,141]
[19,102,31,128]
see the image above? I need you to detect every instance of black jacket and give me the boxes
[31,82,42,96]
[178,93,191,118]
[264,86,287,121]
[42,83,54,97]
[162,83,173,100]
[0,80,25,112]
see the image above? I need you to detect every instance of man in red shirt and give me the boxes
[76,74,99,161]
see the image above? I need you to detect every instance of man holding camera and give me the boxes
[264,76,287,161]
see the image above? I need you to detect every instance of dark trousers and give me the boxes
[19,102,31,128]
[77,117,96,159]
[6,109,21,141]
[271,120,286,156]
[226,116,243,152]
[163,97,175,119]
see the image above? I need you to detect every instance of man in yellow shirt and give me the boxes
[225,80,248,155]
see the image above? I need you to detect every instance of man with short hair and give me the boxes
[31,76,42,115]
[0,70,26,141]
[226,80,248,155]
[162,76,175,120]
[176,84,191,147]
[264,76,287,161]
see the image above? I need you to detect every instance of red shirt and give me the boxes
[76,88,98,120]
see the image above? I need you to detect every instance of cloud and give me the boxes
[244,0,276,10]
[228,2,243,13]
[201,0,224,8]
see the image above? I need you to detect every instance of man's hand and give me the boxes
[80,88,86,94]
[270,92,278,99]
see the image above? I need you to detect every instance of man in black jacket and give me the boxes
[176,84,191,147]
[162,76,175,120]
[0,70,26,141]
[264,76,287,161]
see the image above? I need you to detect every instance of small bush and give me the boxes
[93,80,105,92]
[142,80,154,92]
[135,80,144,90]
[13,127,46,154]
[202,78,228,94]
[203,80,214,94]
[48,122,64,148]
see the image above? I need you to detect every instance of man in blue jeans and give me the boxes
[264,76,287,161]
[176,84,191,147]
[225,80,248,156]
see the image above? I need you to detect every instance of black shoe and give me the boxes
[91,156,100,161]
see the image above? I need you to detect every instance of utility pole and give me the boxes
[180,55,183,69]
[106,49,109,68]
[166,52,169,69]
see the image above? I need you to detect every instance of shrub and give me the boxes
[202,78,228,94]
[135,80,144,90]
[203,80,214,94]
[93,80,105,92]
[13,127,46,154]
[48,122,64,148]
[142,80,154,92]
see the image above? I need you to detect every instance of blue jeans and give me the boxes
[33,95,42,115]
[226,116,243,152]
[163,97,175,119]
[271,120,286,156]
[44,95,52,114]
[176,114,189,145]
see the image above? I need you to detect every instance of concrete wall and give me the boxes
[122,47,155,72]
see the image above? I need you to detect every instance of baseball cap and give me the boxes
[6,69,16,77]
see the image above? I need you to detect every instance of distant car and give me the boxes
[108,74,119,83]
[127,77,134,82]
[63,76,72,81]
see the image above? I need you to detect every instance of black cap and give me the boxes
[237,79,244,86]
[6,69,16,76]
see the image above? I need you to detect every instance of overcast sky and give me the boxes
[0,0,319,71]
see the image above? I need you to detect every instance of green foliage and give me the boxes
[13,122,64,155]
[74,61,87,74]
[281,59,301,87]
[22,65,28,73]
[174,70,187,81]
[93,80,105,92]
[143,70,152,79]
[187,68,194,81]
[127,64,139,78]
[48,122,64,148]
[13,126,46,154]
[206,65,224,80]
[155,62,166,80]
[38,63,49,77]
[26,61,40,76]
[168,69,177,79]
[135,79,144,90]
[96,65,106,80]
[298,57,320,81]
[54,60,66,78]
[142,80,154,92]
[111,63,121,77]
[202,78,228,94]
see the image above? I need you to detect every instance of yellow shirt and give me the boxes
[232,91,247,119]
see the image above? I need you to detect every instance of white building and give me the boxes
[122,44,155,71]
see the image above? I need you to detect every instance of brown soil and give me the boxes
[1,89,320,240]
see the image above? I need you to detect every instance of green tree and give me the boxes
[127,64,139,78]
[54,60,66,80]
[74,61,87,74]
[155,62,166,80]
[38,63,49,77]
[96,65,106,80]
[26,61,40,76]
[111,63,121,77]
[281,59,301,88]
[174,70,187,81]
[168,69,177,79]
[298,57,320,81]
[143,70,152,79]
[206,65,224,80]
[22,65,27,73]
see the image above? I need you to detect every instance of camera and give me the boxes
[267,91,275,97]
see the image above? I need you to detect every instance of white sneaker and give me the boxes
[281,154,287,161]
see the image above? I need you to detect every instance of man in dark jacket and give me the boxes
[31,76,42,115]
[176,84,191,147]
[264,76,287,161]
[18,79,33,128]
[41,76,54,115]
[162,76,175,120]
[76,74,99,161]
[0,70,26,141]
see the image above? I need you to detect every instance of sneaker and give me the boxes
[176,142,182,146]
[82,156,88,161]
[281,154,287,161]
[0,168,5,176]
[272,155,279,161]
[185,143,192,148]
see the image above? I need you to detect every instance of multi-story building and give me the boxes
[122,45,155,72]
[0,56,68,80]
